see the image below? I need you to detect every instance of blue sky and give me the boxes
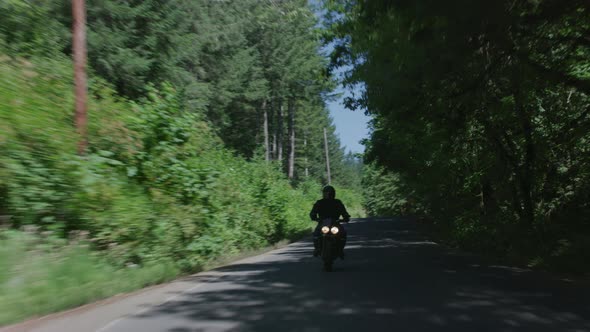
[311,0,371,154]
[326,87,370,154]
[323,58,371,155]
[320,41,370,153]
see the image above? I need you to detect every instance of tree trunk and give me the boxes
[288,99,295,179]
[271,100,276,160]
[262,99,269,162]
[277,100,284,163]
[513,70,536,228]
[304,131,309,178]
[323,127,331,184]
[73,0,88,155]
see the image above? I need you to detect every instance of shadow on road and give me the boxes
[120,218,590,332]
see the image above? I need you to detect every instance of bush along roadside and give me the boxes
[0,55,365,326]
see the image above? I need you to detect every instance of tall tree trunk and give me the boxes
[513,70,536,229]
[262,99,269,162]
[288,99,295,179]
[271,99,276,160]
[323,127,331,184]
[304,131,309,178]
[277,100,284,163]
[73,0,88,155]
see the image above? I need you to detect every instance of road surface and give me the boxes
[4,217,590,332]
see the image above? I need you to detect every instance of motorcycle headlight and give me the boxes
[321,226,330,234]
[330,227,339,235]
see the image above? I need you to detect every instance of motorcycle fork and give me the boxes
[321,235,333,259]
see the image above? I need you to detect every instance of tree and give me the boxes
[325,0,590,261]
[72,0,87,155]
[11,0,351,183]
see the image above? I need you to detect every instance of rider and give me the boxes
[309,185,350,257]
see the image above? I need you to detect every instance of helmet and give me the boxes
[322,185,336,199]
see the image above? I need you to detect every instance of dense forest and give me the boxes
[0,0,364,324]
[0,0,357,179]
[2,0,589,325]
[326,0,590,271]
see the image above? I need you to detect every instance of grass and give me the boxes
[0,226,315,327]
[0,230,179,326]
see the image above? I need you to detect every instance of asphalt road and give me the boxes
[6,217,590,332]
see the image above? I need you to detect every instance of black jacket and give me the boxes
[309,198,351,222]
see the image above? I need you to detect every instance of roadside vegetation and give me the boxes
[326,0,590,273]
[0,0,364,325]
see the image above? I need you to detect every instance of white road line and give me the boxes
[95,283,206,332]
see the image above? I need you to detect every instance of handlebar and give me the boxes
[315,218,349,223]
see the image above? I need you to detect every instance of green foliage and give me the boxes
[1,0,353,184]
[335,185,366,219]
[327,0,590,271]
[362,163,407,217]
[0,0,367,323]
[27,0,340,172]
[0,47,358,256]
[1,53,356,322]
[0,1,66,56]
[0,229,179,326]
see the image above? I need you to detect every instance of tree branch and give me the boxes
[522,56,590,95]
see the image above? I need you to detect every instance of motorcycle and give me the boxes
[318,218,346,272]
